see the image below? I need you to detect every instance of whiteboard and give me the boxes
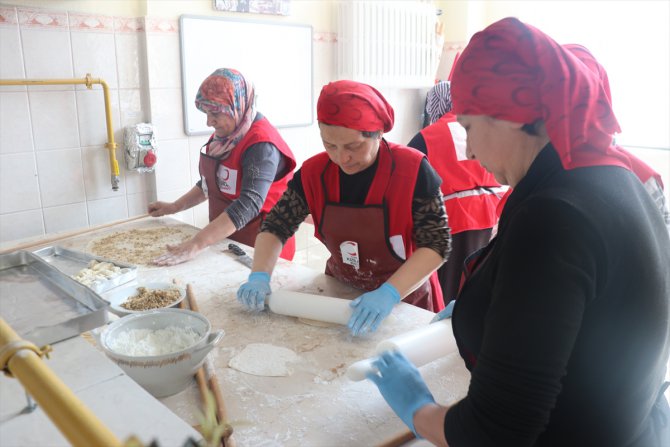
[179,15,313,135]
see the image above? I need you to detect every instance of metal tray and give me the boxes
[33,246,137,294]
[0,250,110,346]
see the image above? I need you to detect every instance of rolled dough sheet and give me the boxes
[228,343,300,377]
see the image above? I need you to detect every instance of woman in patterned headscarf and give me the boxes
[367,18,670,446]
[148,68,296,265]
[237,80,451,336]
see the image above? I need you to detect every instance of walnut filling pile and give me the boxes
[120,287,182,311]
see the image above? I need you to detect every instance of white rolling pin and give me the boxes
[346,319,458,381]
[267,290,353,325]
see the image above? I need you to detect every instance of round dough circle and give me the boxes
[228,343,300,377]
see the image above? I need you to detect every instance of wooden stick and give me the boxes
[186,284,234,447]
[376,429,415,447]
[0,214,150,254]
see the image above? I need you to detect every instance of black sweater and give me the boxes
[445,145,670,446]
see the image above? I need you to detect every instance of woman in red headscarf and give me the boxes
[367,18,670,446]
[147,68,296,265]
[236,80,450,336]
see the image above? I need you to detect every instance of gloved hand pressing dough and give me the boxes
[348,282,400,336]
[236,271,271,311]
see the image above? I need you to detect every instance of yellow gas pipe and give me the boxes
[0,318,122,447]
[0,74,121,190]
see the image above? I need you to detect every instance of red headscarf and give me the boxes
[451,17,631,171]
[317,80,394,133]
[565,43,663,187]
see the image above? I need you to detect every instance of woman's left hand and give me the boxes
[348,282,400,336]
[152,239,204,266]
[367,350,436,436]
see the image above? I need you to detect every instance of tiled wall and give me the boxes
[0,5,153,244]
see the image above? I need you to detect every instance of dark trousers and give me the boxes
[439,228,493,304]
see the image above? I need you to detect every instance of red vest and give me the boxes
[301,142,444,311]
[422,113,502,234]
[199,117,296,259]
[204,117,296,215]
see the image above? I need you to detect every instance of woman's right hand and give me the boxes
[147,201,176,217]
[237,272,272,311]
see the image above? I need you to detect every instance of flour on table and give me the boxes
[228,343,300,377]
[298,317,339,328]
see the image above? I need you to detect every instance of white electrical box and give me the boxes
[124,123,158,173]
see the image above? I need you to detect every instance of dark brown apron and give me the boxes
[199,148,295,258]
[319,202,433,311]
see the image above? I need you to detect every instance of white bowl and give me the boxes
[100,308,224,397]
[104,282,186,317]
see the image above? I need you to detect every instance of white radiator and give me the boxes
[337,0,439,88]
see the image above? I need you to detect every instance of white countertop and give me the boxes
[1,217,471,446]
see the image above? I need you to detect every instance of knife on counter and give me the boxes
[226,243,253,269]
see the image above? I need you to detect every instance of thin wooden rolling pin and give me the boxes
[0,213,149,254]
[376,429,415,447]
[185,284,235,447]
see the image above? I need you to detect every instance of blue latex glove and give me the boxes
[236,271,271,311]
[367,350,436,436]
[430,299,455,323]
[348,282,400,336]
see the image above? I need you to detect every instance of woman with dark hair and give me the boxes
[237,80,451,336]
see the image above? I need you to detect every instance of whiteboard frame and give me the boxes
[179,14,314,136]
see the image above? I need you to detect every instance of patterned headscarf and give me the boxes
[451,17,631,171]
[425,81,453,124]
[317,80,394,133]
[195,68,256,158]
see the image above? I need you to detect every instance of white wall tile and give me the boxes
[29,91,80,150]
[71,31,118,89]
[187,134,209,184]
[42,202,88,234]
[0,152,41,214]
[127,190,153,217]
[87,195,128,226]
[76,88,120,148]
[153,138,190,193]
[155,188,194,226]
[146,33,181,89]
[36,148,86,207]
[21,28,73,89]
[0,24,26,92]
[0,209,44,244]
[115,33,142,89]
[149,88,186,140]
[82,145,126,200]
[193,201,209,229]
[119,88,146,128]
[124,168,155,195]
[0,92,34,154]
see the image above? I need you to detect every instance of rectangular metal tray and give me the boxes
[33,246,137,294]
[0,250,109,346]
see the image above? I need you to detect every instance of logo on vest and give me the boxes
[216,165,238,194]
[201,175,208,195]
[340,241,360,270]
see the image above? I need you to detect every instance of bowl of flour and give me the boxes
[100,308,224,397]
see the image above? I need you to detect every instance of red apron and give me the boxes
[198,130,296,260]
[303,142,444,312]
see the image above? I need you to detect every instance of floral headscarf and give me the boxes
[195,68,256,158]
